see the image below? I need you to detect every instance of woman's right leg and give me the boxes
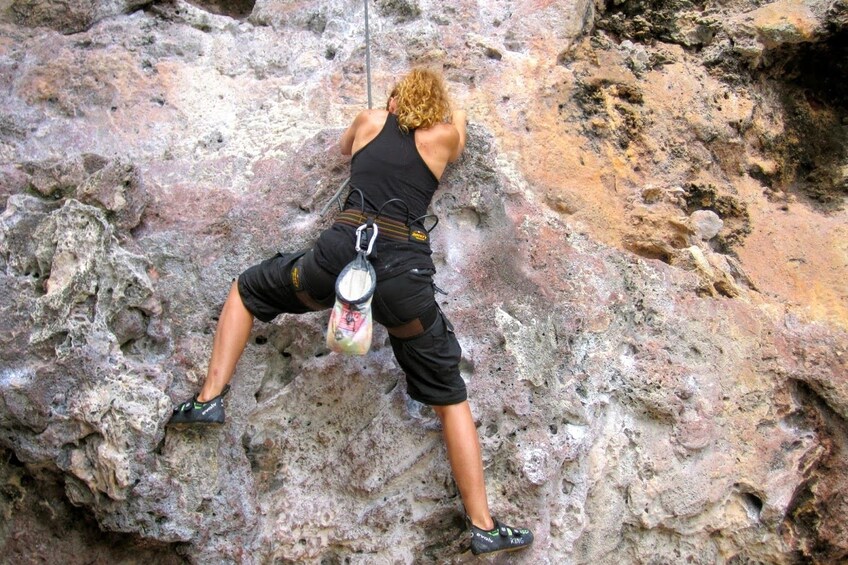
[171,251,328,422]
[197,281,255,402]
[195,251,335,402]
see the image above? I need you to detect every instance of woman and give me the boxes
[169,68,533,557]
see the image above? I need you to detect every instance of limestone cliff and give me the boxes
[1,0,846,563]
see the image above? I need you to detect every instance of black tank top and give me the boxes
[347,113,439,221]
[313,114,440,279]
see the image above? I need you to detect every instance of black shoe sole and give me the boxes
[471,544,533,557]
[166,420,225,428]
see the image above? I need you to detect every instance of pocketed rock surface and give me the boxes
[1,0,847,563]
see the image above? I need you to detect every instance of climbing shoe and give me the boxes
[468,516,534,556]
[167,385,230,426]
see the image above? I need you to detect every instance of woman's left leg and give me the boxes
[373,271,493,527]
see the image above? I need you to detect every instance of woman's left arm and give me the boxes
[339,112,365,156]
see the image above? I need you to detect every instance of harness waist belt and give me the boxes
[335,210,430,244]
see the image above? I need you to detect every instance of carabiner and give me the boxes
[355,222,379,256]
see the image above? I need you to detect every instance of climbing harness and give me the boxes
[335,210,430,244]
[334,191,439,244]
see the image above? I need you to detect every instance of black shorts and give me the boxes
[237,250,335,321]
[236,250,467,406]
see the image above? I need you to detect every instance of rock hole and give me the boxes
[306,12,327,34]
[713,280,737,298]
[384,379,398,395]
[766,28,848,207]
[119,338,138,355]
[376,0,421,23]
[183,0,255,20]
[741,492,764,517]
[254,335,267,345]
[6,450,25,468]
[618,342,638,357]
[625,240,673,264]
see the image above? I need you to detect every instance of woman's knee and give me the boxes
[227,280,245,305]
[431,400,471,420]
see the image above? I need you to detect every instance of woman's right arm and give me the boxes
[448,110,467,162]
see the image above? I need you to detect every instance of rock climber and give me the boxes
[167,67,534,557]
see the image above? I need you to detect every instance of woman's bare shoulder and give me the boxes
[420,121,458,137]
[418,121,460,147]
[359,109,389,124]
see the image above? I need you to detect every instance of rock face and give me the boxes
[1,0,847,563]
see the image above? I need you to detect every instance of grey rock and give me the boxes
[689,209,724,240]
[0,0,846,563]
[10,0,152,34]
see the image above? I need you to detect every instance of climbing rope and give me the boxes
[364,0,372,109]
[320,0,373,217]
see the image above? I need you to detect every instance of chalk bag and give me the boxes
[326,222,378,355]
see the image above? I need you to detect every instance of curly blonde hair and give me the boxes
[392,68,451,132]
